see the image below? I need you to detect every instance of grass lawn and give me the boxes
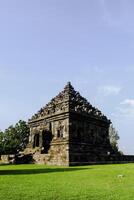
[0,164,134,200]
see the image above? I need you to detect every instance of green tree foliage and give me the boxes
[15,120,30,150]
[0,131,4,154]
[0,120,29,155]
[109,124,120,153]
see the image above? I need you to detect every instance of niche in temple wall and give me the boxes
[53,119,68,139]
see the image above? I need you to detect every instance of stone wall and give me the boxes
[27,115,70,166]
[33,142,69,166]
[0,155,15,164]
[68,113,112,165]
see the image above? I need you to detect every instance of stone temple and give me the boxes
[26,82,113,166]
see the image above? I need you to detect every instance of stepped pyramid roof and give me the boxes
[30,82,110,122]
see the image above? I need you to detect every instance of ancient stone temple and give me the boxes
[27,82,113,166]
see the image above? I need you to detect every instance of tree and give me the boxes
[15,120,30,150]
[0,120,30,155]
[0,131,4,154]
[4,126,18,154]
[109,124,120,153]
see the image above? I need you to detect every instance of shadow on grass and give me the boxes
[0,167,90,176]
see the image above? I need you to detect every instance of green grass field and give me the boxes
[0,164,134,200]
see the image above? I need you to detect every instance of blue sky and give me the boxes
[0,0,134,154]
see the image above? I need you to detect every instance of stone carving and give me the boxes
[30,82,109,123]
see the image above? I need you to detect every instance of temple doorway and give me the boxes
[42,130,53,154]
[33,134,39,148]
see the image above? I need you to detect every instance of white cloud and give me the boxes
[98,85,122,96]
[121,99,134,107]
[118,107,134,116]
[113,99,134,118]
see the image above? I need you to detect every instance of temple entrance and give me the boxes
[41,130,53,154]
[33,134,39,148]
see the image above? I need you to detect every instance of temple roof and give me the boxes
[30,82,110,122]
